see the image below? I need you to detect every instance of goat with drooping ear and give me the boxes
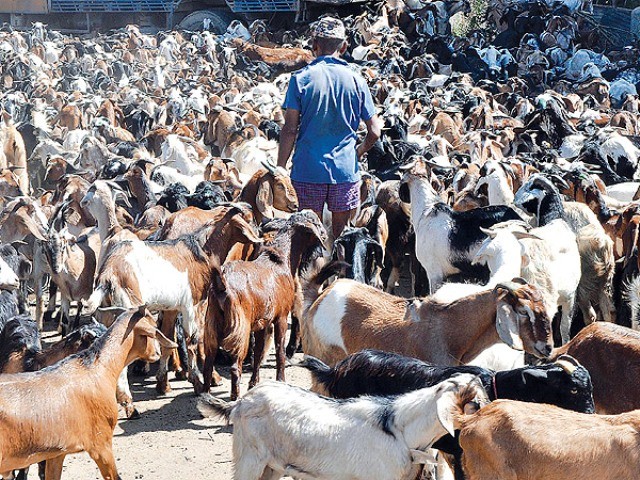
[239,163,299,224]
[0,306,176,479]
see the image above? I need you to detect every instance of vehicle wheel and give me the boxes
[177,9,234,33]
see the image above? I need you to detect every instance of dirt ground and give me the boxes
[25,329,311,480]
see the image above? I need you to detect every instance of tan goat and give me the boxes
[0,306,176,479]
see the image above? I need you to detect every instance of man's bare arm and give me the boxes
[277,109,301,169]
[357,114,383,159]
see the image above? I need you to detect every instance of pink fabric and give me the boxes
[292,180,360,213]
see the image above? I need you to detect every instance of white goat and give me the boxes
[198,376,486,480]
[478,220,581,344]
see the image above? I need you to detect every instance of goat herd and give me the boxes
[0,0,639,477]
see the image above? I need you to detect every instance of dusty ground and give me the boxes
[25,329,311,480]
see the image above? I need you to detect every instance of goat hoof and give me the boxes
[126,407,141,420]
[156,379,171,394]
[175,370,187,381]
[43,311,55,324]
[192,380,205,395]
[212,372,223,386]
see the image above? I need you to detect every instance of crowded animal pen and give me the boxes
[0,0,639,477]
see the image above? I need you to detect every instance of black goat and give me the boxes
[187,181,227,210]
[0,314,41,373]
[157,183,190,212]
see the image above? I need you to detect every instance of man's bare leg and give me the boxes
[332,209,357,239]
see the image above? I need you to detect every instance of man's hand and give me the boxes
[357,115,383,159]
[277,108,300,170]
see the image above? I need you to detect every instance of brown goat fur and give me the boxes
[303,278,553,367]
[230,38,313,71]
[204,220,324,399]
[239,169,299,224]
[457,399,640,480]
[0,307,176,479]
[551,323,640,414]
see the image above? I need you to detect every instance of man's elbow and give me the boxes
[369,117,383,141]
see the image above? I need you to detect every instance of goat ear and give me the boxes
[256,177,274,219]
[155,327,178,349]
[233,217,263,244]
[512,230,543,241]
[20,212,47,242]
[495,301,525,351]
[435,388,457,437]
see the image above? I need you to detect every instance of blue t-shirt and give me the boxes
[283,56,376,184]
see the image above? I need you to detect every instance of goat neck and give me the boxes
[406,176,442,225]
[92,197,122,243]
[536,191,565,226]
[351,239,370,284]
[419,290,502,364]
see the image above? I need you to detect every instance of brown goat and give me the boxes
[0,306,176,479]
[204,217,325,399]
[230,38,313,72]
[457,399,640,479]
[239,168,299,224]
[551,322,640,414]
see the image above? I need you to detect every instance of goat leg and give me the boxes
[186,334,205,394]
[44,455,65,480]
[202,331,222,393]
[89,444,120,480]
[274,317,287,383]
[155,311,178,394]
[116,368,139,419]
[249,329,268,389]
[285,315,301,358]
[230,356,242,401]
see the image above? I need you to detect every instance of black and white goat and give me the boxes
[399,159,521,292]
[198,375,487,480]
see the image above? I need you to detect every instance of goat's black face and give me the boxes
[519,364,595,414]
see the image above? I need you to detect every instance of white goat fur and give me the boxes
[478,220,580,344]
[198,377,484,480]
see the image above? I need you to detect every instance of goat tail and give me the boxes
[300,355,334,387]
[197,393,235,424]
[82,284,108,315]
[302,260,350,317]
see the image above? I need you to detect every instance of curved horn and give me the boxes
[555,354,581,374]
[494,279,526,293]
[398,159,418,171]
[260,160,276,174]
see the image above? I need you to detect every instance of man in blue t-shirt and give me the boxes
[277,17,382,238]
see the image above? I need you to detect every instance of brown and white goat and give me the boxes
[83,207,263,394]
[0,306,176,480]
[302,274,553,369]
[204,216,325,399]
[456,398,640,480]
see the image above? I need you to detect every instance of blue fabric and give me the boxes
[283,56,376,184]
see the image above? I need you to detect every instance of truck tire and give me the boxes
[178,9,233,33]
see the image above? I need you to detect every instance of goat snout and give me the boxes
[534,341,553,358]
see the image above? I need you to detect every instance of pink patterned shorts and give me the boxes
[292,180,360,213]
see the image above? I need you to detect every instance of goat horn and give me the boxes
[494,280,525,293]
[554,358,577,375]
[260,160,277,174]
[398,160,417,171]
